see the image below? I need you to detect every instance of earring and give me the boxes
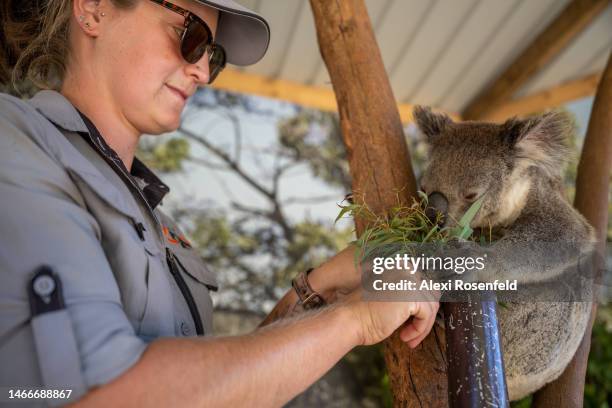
[85,22,91,29]
[100,12,106,17]
[79,15,85,21]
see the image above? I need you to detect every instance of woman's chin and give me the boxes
[152,110,182,133]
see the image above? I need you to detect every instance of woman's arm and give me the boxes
[260,246,361,326]
[74,305,359,407]
[74,295,437,407]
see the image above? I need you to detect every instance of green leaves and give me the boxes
[334,202,360,224]
[278,110,351,190]
[137,137,190,173]
[335,192,486,260]
[448,195,486,240]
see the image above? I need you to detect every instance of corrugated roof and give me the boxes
[232,0,611,113]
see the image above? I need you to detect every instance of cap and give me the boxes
[194,0,270,66]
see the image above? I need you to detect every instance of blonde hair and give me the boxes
[1,0,136,94]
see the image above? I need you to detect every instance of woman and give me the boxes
[0,0,439,406]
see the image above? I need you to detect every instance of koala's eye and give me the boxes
[464,192,478,201]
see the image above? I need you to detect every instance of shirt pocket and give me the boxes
[171,247,218,291]
[168,247,218,335]
[66,167,175,336]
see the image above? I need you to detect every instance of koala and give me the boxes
[413,106,596,401]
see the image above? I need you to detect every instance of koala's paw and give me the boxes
[447,240,492,282]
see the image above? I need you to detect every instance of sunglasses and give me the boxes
[149,0,226,84]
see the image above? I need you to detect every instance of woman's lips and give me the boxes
[166,84,188,101]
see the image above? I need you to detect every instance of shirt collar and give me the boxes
[29,90,170,209]
[29,90,89,133]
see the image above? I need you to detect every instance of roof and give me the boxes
[213,0,612,120]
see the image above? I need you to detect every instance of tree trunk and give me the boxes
[307,1,446,406]
[532,52,612,408]
[309,2,512,406]
[307,0,417,224]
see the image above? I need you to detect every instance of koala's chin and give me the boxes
[414,106,596,400]
[483,175,533,229]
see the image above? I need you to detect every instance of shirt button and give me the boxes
[180,321,192,336]
[33,275,56,297]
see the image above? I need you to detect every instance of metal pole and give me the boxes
[444,295,509,408]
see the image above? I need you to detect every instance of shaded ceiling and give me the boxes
[229,0,611,114]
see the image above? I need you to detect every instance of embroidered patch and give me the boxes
[162,226,192,249]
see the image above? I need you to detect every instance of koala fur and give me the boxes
[414,106,596,400]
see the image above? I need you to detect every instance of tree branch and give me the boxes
[179,126,275,200]
[231,202,271,219]
[282,194,340,205]
[186,156,229,171]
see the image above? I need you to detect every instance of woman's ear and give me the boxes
[72,0,105,36]
[413,106,452,142]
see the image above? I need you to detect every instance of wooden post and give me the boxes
[307,0,443,405]
[533,52,612,408]
[309,1,507,406]
[307,0,416,221]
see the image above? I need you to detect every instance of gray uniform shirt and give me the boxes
[0,90,218,405]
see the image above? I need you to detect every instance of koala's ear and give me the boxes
[501,111,572,177]
[413,106,452,140]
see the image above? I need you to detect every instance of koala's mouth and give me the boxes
[472,206,512,229]
[426,190,493,229]
[470,215,492,228]
[444,213,486,229]
[447,197,493,229]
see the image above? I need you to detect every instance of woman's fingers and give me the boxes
[399,302,439,347]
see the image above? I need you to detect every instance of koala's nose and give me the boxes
[425,192,448,226]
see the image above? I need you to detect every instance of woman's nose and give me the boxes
[185,54,211,85]
[426,192,448,227]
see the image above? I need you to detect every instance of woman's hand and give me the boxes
[277,245,439,347]
[308,246,439,347]
[337,287,439,347]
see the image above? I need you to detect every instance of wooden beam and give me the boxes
[211,68,457,123]
[211,68,339,111]
[482,72,602,121]
[462,0,610,120]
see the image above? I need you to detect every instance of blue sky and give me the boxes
[566,97,595,139]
